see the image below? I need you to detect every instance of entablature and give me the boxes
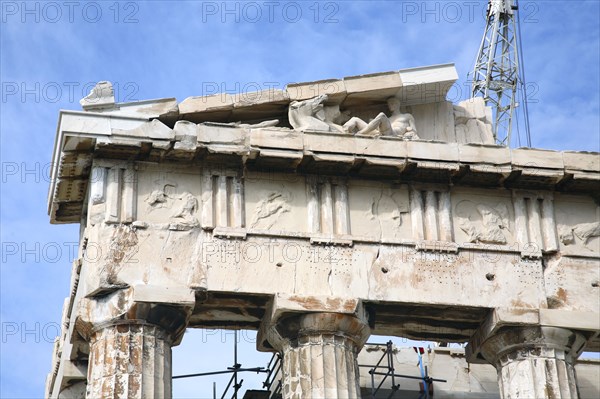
[48,111,599,224]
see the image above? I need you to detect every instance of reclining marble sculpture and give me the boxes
[344,96,418,139]
[289,93,418,139]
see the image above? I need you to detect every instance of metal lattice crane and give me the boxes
[472,0,529,146]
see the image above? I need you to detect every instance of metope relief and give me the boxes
[348,182,411,241]
[455,201,511,244]
[451,191,516,248]
[249,191,292,230]
[244,173,308,234]
[135,165,202,227]
[170,192,199,230]
[555,195,600,255]
[142,180,199,230]
[559,222,600,248]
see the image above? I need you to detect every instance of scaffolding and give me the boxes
[174,335,445,399]
[358,341,447,399]
[172,331,278,399]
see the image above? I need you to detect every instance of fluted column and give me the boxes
[479,326,585,399]
[86,321,172,399]
[273,312,370,399]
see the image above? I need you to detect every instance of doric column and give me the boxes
[270,312,370,399]
[479,326,586,399]
[75,287,193,399]
[87,321,172,399]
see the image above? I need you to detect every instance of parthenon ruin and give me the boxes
[45,64,599,398]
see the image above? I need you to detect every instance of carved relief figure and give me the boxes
[287,94,419,139]
[456,200,510,244]
[453,97,494,144]
[288,94,331,131]
[288,94,349,133]
[145,183,177,210]
[366,190,409,239]
[343,97,418,139]
[559,221,600,250]
[170,192,199,228]
[250,191,291,229]
[80,81,115,109]
[323,103,351,134]
[144,181,199,229]
[223,120,280,128]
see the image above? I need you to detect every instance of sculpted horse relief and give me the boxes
[288,94,418,139]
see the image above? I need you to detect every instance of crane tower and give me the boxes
[471,0,524,146]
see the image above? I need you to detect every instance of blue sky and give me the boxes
[1,1,599,398]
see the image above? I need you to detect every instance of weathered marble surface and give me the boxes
[474,326,586,399]
[87,323,172,399]
[45,66,599,399]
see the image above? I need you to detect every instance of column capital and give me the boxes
[75,286,194,345]
[268,311,371,353]
[256,295,372,399]
[478,325,586,367]
[466,307,594,364]
[88,319,170,343]
[257,294,372,352]
[467,323,587,398]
